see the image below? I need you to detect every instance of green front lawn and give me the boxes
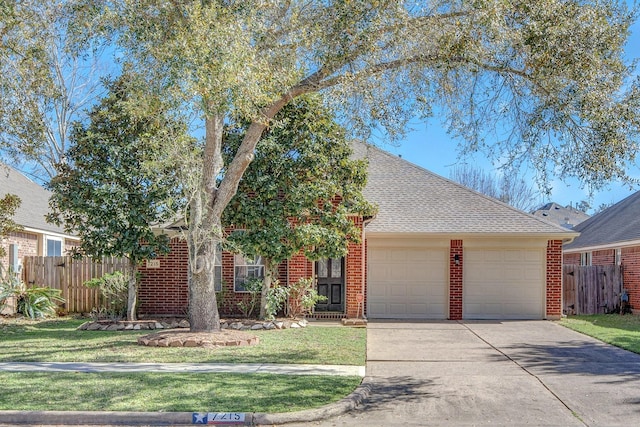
[560,314,640,354]
[0,317,365,365]
[0,317,366,413]
[0,372,362,412]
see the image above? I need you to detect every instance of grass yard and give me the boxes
[0,317,366,365]
[0,317,366,413]
[0,372,362,412]
[560,314,640,354]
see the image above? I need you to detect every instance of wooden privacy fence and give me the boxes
[563,264,623,315]
[22,256,129,313]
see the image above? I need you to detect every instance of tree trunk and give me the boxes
[188,235,221,331]
[259,258,276,320]
[187,99,291,331]
[126,261,137,321]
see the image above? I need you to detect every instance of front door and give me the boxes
[315,258,345,312]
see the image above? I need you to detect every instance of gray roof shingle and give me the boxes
[531,202,590,229]
[353,142,575,237]
[0,164,69,235]
[564,190,640,251]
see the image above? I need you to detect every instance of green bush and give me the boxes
[286,277,327,319]
[0,272,65,319]
[236,277,263,318]
[265,281,289,321]
[84,272,128,320]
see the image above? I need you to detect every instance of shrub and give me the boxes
[286,277,327,319]
[0,272,65,319]
[84,272,128,321]
[265,281,289,321]
[236,277,263,318]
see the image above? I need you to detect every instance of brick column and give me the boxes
[546,239,562,319]
[345,217,365,318]
[449,240,463,320]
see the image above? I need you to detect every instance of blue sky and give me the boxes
[381,3,640,214]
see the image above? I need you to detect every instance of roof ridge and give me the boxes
[357,141,571,234]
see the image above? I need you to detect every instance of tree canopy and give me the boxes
[57,0,640,331]
[0,193,22,260]
[222,94,375,318]
[47,73,188,320]
[0,0,107,181]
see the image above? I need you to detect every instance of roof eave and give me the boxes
[564,238,640,253]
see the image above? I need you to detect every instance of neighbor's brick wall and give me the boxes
[563,253,581,265]
[622,247,640,313]
[449,240,463,320]
[138,238,189,316]
[592,249,615,265]
[1,231,39,272]
[546,240,563,319]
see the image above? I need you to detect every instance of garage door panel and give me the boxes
[464,248,545,320]
[368,245,447,319]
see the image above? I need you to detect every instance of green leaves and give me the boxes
[223,94,375,265]
[0,193,22,258]
[47,72,189,263]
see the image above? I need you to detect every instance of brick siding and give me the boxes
[345,217,365,318]
[592,249,615,265]
[546,240,563,319]
[563,253,581,265]
[449,240,463,320]
[622,247,640,312]
[138,218,366,318]
[1,231,39,272]
[138,238,189,316]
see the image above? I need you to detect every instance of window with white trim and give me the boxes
[234,254,264,292]
[616,248,622,266]
[580,252,592,266]
[45,237,63,257]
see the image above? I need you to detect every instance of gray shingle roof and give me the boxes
[564,190,640,251]
[352,142,575,236]
[0,164,69,235]
[531,202,590,229]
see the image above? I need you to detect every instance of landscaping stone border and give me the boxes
[76,318,309,332]
[137,329,259,348]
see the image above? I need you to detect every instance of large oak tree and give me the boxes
[60,0,639,331]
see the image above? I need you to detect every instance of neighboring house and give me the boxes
[0,164,79,273]
[139,142,576,320]
[564,191,640,313]
[531,202,590,229]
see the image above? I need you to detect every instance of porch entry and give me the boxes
[315,257,345,312]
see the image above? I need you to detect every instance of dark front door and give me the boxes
[315,258,344,312]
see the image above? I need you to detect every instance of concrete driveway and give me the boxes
[300,320,640,427]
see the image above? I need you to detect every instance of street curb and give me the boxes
[252,379,371,425]
[0,381,371,426]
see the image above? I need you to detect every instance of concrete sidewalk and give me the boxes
[0,361,365,377]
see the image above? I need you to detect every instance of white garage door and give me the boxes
[368,242,448,319]
[464,248,545,319]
